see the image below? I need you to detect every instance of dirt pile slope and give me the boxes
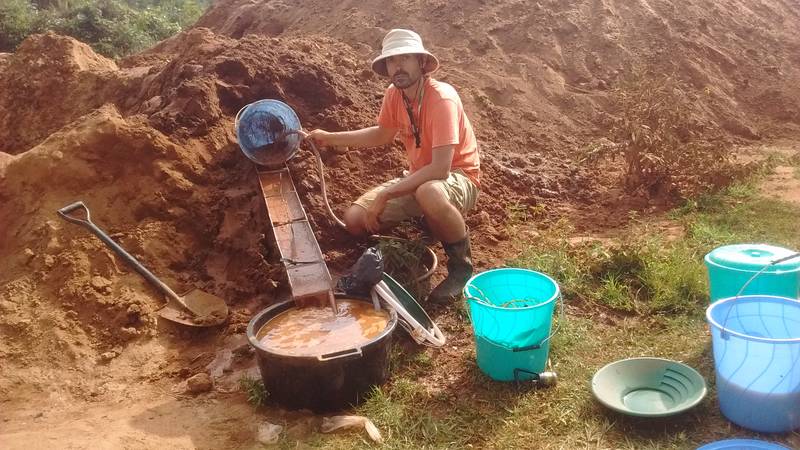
[198,0,800,141]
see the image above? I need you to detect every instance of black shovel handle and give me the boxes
[57,201,184,305]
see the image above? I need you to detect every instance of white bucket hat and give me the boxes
[371,29,440,77]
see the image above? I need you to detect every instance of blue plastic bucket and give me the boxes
[704,244,800,303]
[706,295,800,433]
[696,439,792,450]
[464,268,559,381]
[234,99,302,167]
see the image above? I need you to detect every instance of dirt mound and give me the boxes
[0,32,121,154]
[0,29,396,398]
[197,0,800,137]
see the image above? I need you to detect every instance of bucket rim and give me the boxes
[463,267,560,311]
[696,438,792,450]
[706,295,800,343]
[246,297,398,358]
[235,99,302,165]
[703,253,800,274]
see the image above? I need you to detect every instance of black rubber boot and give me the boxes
[428,234,473,303]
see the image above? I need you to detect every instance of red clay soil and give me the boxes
[1,0,800,447]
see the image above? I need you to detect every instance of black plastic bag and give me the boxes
[335,246,384,296]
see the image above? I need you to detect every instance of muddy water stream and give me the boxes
[256,299,389,356]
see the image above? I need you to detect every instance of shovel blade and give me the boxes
[158,289,228,327]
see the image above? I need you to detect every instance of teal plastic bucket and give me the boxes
[707,295,800,433]
[705,244,800,303]
[464,268,559,381]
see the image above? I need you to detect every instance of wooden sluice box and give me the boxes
[257,166,334,307]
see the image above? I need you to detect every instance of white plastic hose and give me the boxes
[303,136,347,229]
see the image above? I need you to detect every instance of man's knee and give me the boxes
[414,181,448,210]
[343,205,368,236]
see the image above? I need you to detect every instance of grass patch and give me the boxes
[509,224,708,315]
[680,185,800,252]
[238,375,268,407]
[509,178,800,317]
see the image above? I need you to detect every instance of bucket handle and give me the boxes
[720,252,800,339]
[234,102,251,131]
[464,283,565,352]
[318,347,363,362]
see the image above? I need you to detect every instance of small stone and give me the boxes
[141,95,163,114]
[285,417,320,440]
[0,300,15,312]
[493,228,510,241]
[256,421,283,445]
[120,327,139,339]
[539,188,559,198]
[24,248,35,264]
[44,255,55,268]
[186,372,213,394]
[476,210,491,225]
[232,343,253,357]
[91,276,112,292]
[89,386,104,397]
[510,156,528,168]
[99,351,118,362]
[180,64,203,77]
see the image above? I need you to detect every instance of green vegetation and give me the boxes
[239,374,268,407]
[508,220,710,315]
[508,173,800,317]
[376,236,432,299]
[0,0,210,57]
[584,71,744,199]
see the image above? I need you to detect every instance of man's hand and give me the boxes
[303,129,333,147]
[365,191,388,233]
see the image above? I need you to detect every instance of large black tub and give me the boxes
[246,296,397,412]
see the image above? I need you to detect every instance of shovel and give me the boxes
[57,201,228,327]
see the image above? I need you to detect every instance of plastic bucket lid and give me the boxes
[704,244,800,274]
[695,439,792,450]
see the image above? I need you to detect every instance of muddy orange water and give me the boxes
[256,299,390,356]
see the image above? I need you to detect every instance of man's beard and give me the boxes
[392,71,418,89]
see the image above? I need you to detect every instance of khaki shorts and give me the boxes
[353,170,479,224]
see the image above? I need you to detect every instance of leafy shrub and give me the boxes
[0,0,209,57]
[591,70,738,199]
[0,0,40,51]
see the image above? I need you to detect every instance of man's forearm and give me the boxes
[327,126,393,148]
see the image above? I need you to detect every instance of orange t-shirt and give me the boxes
[377,77,480,186]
